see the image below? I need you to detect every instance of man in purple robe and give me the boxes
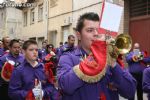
[8,39,60,100]
[57,12,136,100]
[0,39,24,100]
[0,36,11,57]
[143,60,150,100]
[126,43,150,100]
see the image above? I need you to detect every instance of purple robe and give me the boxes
[57,47,136,100]
[8,60,60,100]
[0,53,24,85]
[126,51,150,73]
[143,67,150,100]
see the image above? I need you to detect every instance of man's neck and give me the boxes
[10,52,19,58]
[81,46,91,55]
[26,58,38,68]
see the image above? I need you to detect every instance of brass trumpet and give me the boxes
[108,33,132,56]
[133,49,144,61]
[107,33,132,66]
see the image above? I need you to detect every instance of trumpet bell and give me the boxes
[115,34,132,54]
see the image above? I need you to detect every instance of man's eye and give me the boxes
[29,49,38,51]
[29,49,34,51]
[87,29,94,32]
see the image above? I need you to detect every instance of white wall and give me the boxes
[6,7,23,39]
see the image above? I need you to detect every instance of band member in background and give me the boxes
[57,35,75,59]
[0,39,24,100]
[0,36,11,57]
[57,12,136,100]
[44,44,57,76]
[142,56,150,100]
[8,40,60,100]
[126,43,150,100]
[56,42,63,60]
[38,41,47,61]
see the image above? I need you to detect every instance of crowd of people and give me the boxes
[0,12,150,100]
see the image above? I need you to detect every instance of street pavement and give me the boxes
[120,93,148,100]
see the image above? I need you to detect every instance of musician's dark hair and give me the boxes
[22,39,37,50]
[59,42,63,45]
[9,39,20,47]
[76,12,99,33]
[68,35,75,40]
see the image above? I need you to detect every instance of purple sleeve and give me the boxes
[126,52,134,63]
[142,57,150,63]
[111,63,136,98]
[43,83,61,99]
[143,68,150,93]
[0,56,6,71]
[0,59,3,71]
[57,55,84,95]
[8,69,28,100]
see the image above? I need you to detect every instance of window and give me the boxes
[50,0,58,8]
[24,12,27,26]
[62,26,69,43]
[38,4,43,21]
[30,8,35,24]
[130,0,150,18]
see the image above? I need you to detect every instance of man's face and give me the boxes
[68,37,75,47]
[48,46,53,52]
[3,38,10,49]
[24,44,38,61]
[10,42,20,56]
[134,43,140,49]
[42,43,47,49]
[77,19,101,50]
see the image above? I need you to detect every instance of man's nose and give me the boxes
[93,30,99,39]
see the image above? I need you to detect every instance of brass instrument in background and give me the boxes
[133,49,144,61]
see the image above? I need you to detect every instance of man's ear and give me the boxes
[76,31,81,41]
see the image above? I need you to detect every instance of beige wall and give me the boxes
[48,0,73,47]
[49,0,72,17]
[21,0,126,47]
[0,8,6,39]
[0,7,23,39]
[21,0,74,47]
[21,0,46,40]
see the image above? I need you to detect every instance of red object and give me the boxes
[100,92,106,100]
[25,90,35,100]
[45,54,53,61]
[98,28,118,37]
[79,41,107,76]
[98,0,117,37]
[44,62,55,84]
[117,54,124,69]
[129,18,150,55]
[143,51,148,57]
[1,62,14,82]
[99,0,105,26]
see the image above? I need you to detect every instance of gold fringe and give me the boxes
[73,45,111,83]
[73,65,107,83]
